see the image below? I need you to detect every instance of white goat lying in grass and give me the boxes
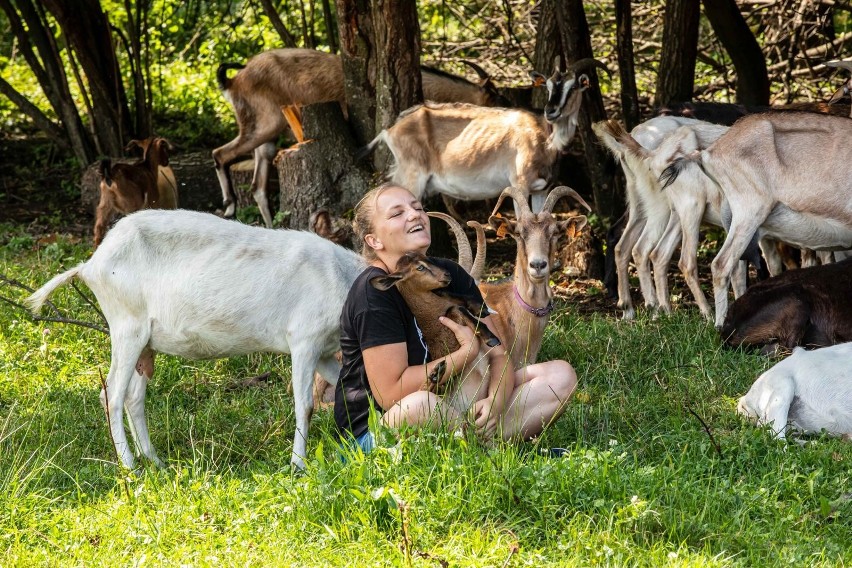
[27,209,367,471]
[737,342,852,440]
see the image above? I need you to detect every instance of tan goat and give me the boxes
[432,186,590,370]
[94,136,177,248]
[212,48,509,227]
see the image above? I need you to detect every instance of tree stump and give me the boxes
[276,102,373,230]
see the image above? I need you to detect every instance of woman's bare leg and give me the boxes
[499,360,578,441]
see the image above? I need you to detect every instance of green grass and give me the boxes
[2,229,851,567]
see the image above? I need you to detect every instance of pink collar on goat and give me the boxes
[513,285,554,317]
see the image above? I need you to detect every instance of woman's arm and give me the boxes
[364,316,481,410]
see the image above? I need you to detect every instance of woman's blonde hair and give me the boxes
[352,183,412,261]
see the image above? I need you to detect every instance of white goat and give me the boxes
[359,59,608,216]
[593,116,752,320]
[26,209,367,471]
[660,112,852,327]
[213,48,509,227]
[737,342,852,440]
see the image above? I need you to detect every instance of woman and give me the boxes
[334,183,578,452]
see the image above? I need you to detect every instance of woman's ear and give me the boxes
[365,233,383,251]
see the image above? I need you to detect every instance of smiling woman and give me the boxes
[334,183,578,453]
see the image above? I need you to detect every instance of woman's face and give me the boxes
[368,186,431,258]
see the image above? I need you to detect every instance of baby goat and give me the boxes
[359,59,608,216]
[721,257,852,351]
[370,252,501,393]
[94,136,176,248]
[213,48,509,227]
[738,342,852,440]
[27,209,367,471]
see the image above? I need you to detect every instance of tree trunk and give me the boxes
[259,0,298,47]
[1,0,96,164]
[702,0,769,105]
[335,0,376,146]
[615,0,641,129]
[321,0,339,53]
[531,0,559,110]
[42,0,133,156]
[277,102,372,230]
[654,0,700,108]
[370,0,422,170]
[552,0,623,224]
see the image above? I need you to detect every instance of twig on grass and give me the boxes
[99,368,132,501]
[686,404,723,459]
[0,273,109,334]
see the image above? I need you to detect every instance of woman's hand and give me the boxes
[439,316,481,369]
[472,397,503,439]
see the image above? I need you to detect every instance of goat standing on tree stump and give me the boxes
[212,48,509,227]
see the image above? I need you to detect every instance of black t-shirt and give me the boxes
[334,257,485,438]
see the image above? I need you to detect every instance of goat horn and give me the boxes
[466,220,487,283]
[461,60,489,80]
[542,186,593,214]
[427,211,473,272]
[826,59,852,73]
[490,186,532,219]
[567,58,611,77]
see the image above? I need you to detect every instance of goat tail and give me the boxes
[25,264,84,314]
[216,62,246,91]
[355,131,385,162]
[659,152,702,190]
[98,158,112,186]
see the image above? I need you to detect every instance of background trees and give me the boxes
[1,0,851,227]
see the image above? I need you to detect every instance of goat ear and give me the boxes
[488,214,516,238]
[578,74,591,90]
[529,71,547,87]
[560,215,588,240]
[125,139,143,155]
[370,274,402,291]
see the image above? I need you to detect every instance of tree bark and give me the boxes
[335,0,376,146]
[552,0,623,224]
[321,0,339,53]
[531,0,559,110]
[277,102,372,230]
[42,0,132,155]
[615,0,641,129]
[703,0,770,105]
[654,0,700,108]
[370,0,422,170]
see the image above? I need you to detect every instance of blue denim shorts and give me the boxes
[338,430,376,462]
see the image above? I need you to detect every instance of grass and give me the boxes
[1,226,851,567]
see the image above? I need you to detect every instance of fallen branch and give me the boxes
[686,404,723,459]
[0,273,109,334]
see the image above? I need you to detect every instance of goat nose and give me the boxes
[530,259,547,271]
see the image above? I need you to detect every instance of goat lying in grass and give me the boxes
[738,342,852,440]
[721,257,852,351]
[370,252,501,394]
[27,209,367,471]
[94,136,177,248]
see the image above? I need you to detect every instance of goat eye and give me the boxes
[417,265,426,271]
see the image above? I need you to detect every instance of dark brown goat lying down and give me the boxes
[720,256,852,351]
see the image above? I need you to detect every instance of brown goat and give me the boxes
[370,252,501,392]
[94,137,176,247]
[432,186,590,370]
[720,257,852,351]
[212,48,510,228]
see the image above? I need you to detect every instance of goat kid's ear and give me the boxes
[370,274,402,291]
[578,74,591,90]
[559,215,588,240]
[529,71,547,87]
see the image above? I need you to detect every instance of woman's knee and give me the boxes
[381,391,442,428]
[546,360,578,398]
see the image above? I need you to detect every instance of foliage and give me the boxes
[2,236,852,565]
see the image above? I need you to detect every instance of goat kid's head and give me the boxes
[370,252,451,292]
[125,136,174,166]
[489,186,590,282]
[530,56,609,123]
